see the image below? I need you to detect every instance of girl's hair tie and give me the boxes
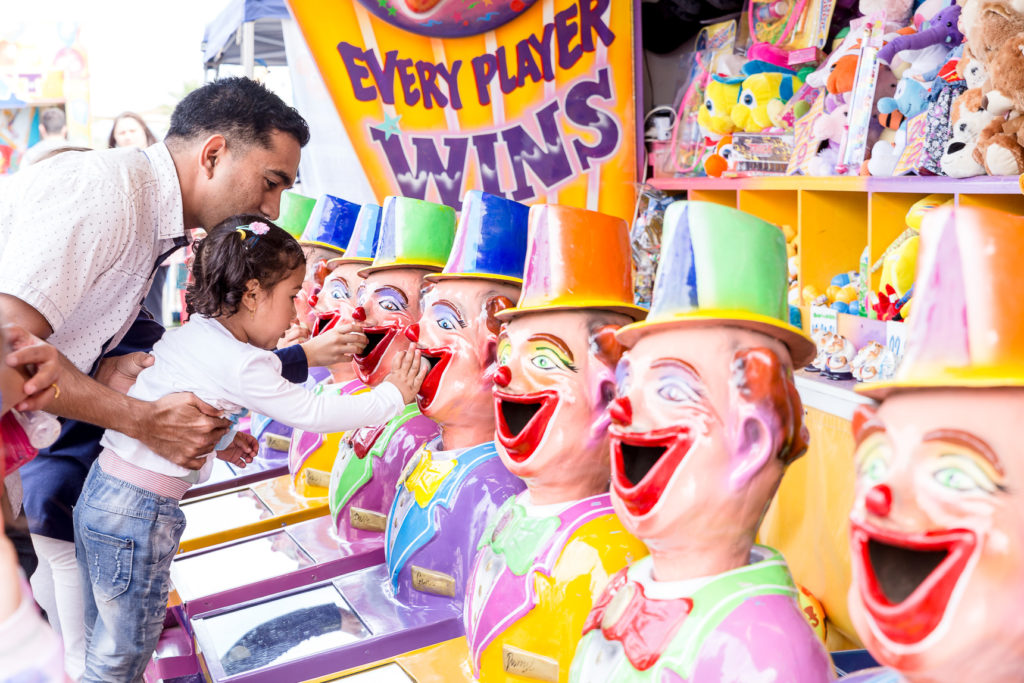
[236,222,270,247]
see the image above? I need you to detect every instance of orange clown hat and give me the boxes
[497,204,646,321]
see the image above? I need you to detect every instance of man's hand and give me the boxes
[301,322,368,367]
[278,319,310,349]
[217,431,258,468]
[135,393,231,469]
[94,352,154,395]
[3,324,61,412]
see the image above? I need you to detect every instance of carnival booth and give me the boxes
[142,0,1024,681]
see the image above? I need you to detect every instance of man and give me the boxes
[21,107,70,167]
[0,77,353,680]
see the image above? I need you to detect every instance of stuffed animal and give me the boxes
[703,134,735,176]
[982,30,1024,114]
[940,87,993,175]
[730,62,803,132]
[808,97,848,175]
[862,0,916,32]
[966,0,1024,114]
[878,3,965,64]
[698,78,742,137]
[974,113,1024,173]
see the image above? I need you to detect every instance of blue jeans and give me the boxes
[74,464,186,682]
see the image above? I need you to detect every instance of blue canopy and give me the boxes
[202,0,290,69]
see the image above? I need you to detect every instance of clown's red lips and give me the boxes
[494,389,559,463]
[353,325,397,378]
[611,426,694,517]
[416,347,453,410]
[851,521,976,645]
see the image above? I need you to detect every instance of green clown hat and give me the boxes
[617,201,815,366]
[358,196,456,276]
[277,191,317,239]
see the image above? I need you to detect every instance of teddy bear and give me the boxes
[965,0,1024,115]
[981,28,1024,115]
[974,110,1024,173]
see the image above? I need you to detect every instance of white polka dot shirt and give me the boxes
[0,143,187,372]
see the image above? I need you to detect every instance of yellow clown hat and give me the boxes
[858,206,1024,399]
[616,201,815,366]
[497,204,646,321]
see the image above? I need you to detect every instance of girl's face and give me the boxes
[113,117,149,149]
[247,266,305,350]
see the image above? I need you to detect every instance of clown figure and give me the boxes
[384,191,529,608]
[324,196,454,542]
[844,207,1024,683]
[464,204,650,682]
[569,201,833,682]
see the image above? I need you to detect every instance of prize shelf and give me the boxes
[647,174,1024,418]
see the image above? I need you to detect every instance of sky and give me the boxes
[7,0,236,146]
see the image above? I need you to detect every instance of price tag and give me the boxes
[810,306,839,337]
[886,320,908,362]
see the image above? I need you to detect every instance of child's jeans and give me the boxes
[74,463,186,683]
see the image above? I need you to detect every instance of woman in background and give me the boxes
[107,112,157,150]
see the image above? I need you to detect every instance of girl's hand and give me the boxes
[278,319,310,349]
[3,324,61,412]
[385,349,429,404]
[301,322,368,367]
[217,431,259,468]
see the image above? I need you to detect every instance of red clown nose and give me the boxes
[493,365,512,387]
[609,396,632,426]
[404,324,420,342]
[865,484,892,517]
[352,307,367,321]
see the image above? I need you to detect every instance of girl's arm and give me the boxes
[237,354,407,434]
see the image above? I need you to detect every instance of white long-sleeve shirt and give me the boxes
[100,315,405,484]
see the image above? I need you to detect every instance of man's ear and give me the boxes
[199,134,228,179]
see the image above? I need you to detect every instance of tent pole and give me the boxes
[241,21,256,78]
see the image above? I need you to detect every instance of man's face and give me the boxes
[414,279,518,426]
[197,130,301,228]
[352,268,430,386]
[493,311,624,496]
[848,389,1024,680]
[609,327,792,550]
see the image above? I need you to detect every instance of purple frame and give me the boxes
[192,565,463,683]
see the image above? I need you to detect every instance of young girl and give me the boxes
[74,216,427,682]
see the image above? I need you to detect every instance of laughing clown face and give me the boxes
[351,268,431,386]
[607,325,808,563]
[491,310,630,505]
[848,390,1024,681]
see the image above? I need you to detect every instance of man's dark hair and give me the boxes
[166,77,310,150]
[40,107,66,135]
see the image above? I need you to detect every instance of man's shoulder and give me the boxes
[22,146,156,196]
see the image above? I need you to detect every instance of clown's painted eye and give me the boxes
[931,454,999,495]
[856,435,891,485]
[497,340,511,367]
[656,379,699,403]
[380,299,401,312]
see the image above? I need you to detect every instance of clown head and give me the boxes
[412,279,519,440]
[609,326,807,578]
[608,200,814,581]
[846,206,1024,681]
[493,310,630,505]
[297,195,364,332]
[349,196,456,387]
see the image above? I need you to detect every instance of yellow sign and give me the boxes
[289,0,638,220]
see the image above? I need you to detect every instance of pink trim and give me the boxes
[98,450,191,501]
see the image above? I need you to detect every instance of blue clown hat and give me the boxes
[426,190,530,284]
[299,194,361,254]
[616,201,815,365]
[326,203,383,267]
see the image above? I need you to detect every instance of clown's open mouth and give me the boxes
[493,390,559,463]
[611,427,693,517]
[312,312,339,337]
[354,325,396,377]
[851,522,976,645]
[416,348,452,410]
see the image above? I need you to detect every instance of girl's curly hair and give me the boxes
[185,214,305,318]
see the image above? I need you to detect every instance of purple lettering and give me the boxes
[495,47,518,95]
[471,133,505,196]
[500,100,573,201]
[472,54,498,106]
[578,0,615,52]
[396,58,420,106]
[415,61,448,109]
[566,67,620,171]
[554,4,582,70]
[364,50,400,106]
[436,61,463,110]
[337,42,377,102]
[370,129,468,208]
[515,38,543,87]
[527,23,557,81]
